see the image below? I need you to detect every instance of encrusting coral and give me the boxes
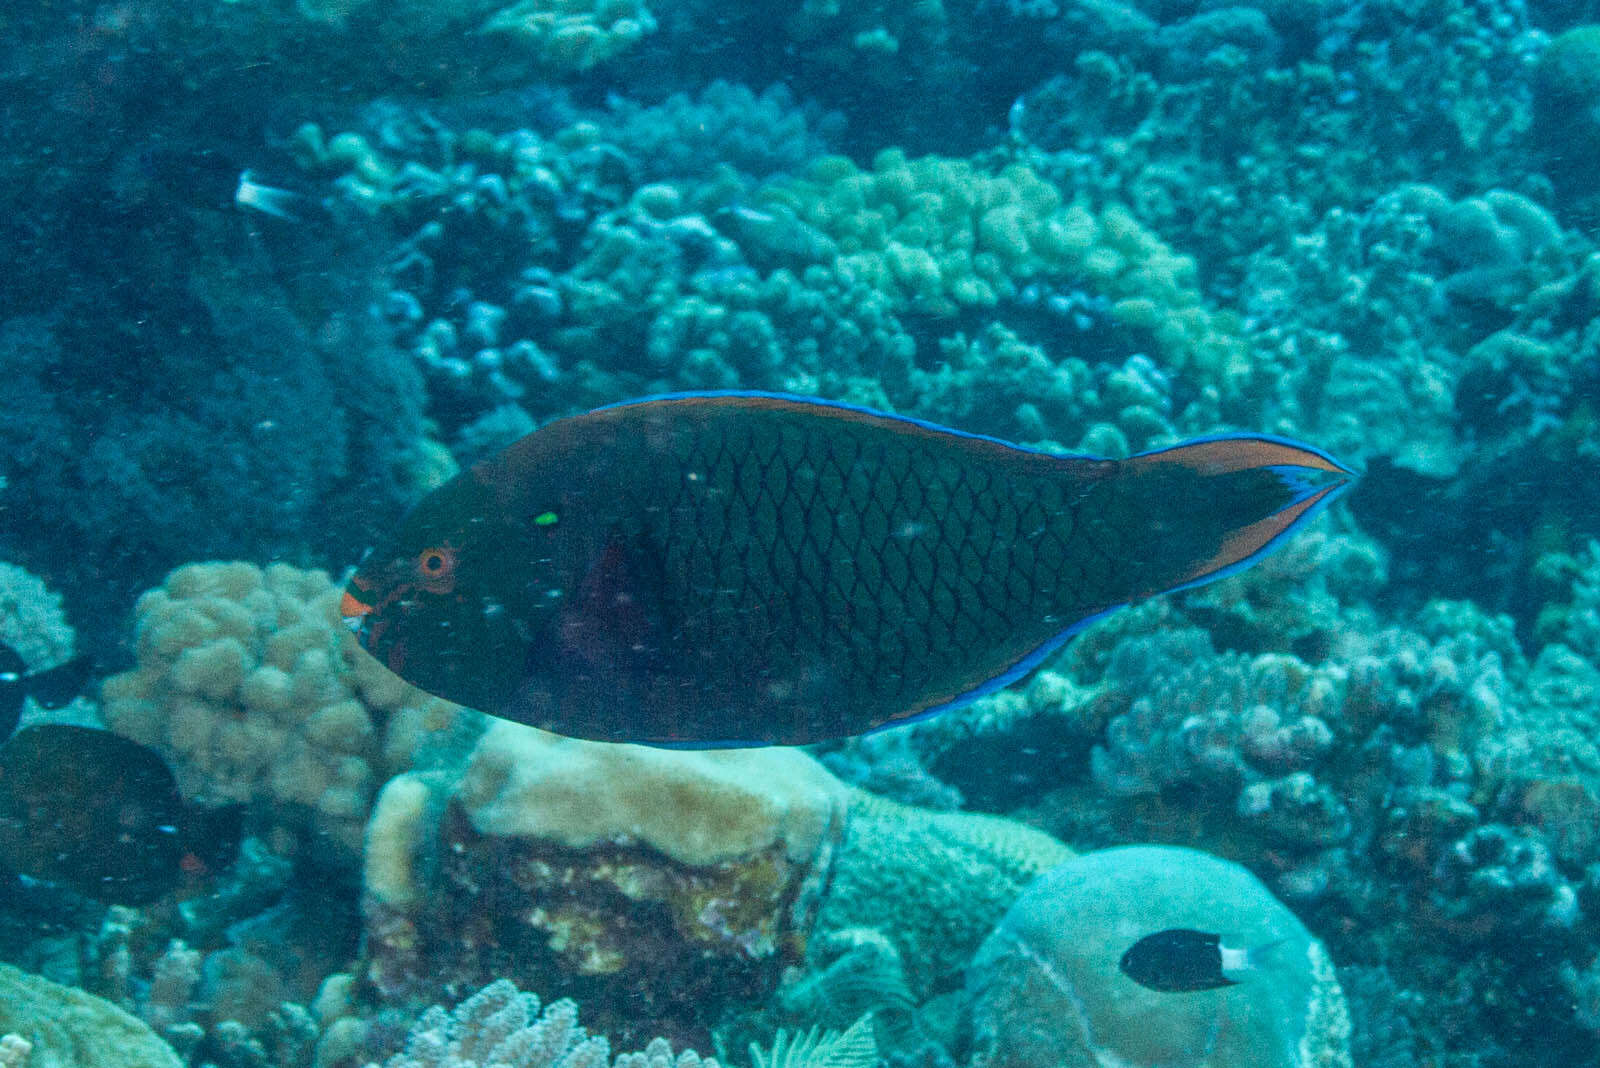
[0,962,181,1068]
[101,562,480,863]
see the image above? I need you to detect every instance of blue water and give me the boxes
[2,0,1599,1065]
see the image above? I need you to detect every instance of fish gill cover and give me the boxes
[0,0,1598,1067]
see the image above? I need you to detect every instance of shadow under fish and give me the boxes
[0,725,243,905]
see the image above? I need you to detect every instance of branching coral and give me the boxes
[481,0,657,73]
[376,980,610,1068]
[375,978,720,1068]
[741,150,1251,392]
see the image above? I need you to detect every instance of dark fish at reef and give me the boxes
[0,725,243,905]
[0,641,92,742]
[342,392,1356,747]
[1120,927,1277,992]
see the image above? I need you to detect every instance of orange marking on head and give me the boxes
[339,590,373,621]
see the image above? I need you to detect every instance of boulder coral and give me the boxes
[101,562,480,864]
[362,721,852,1044]
[966,846,1351,1068]
[360,721,1069,1043]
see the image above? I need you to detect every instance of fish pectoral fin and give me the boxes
[559,529,669,669]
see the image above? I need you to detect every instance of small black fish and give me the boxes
[0,641,92,742]
[1119,928,1266,993]
[0,725,243,905]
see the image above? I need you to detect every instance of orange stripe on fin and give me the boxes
[1173,480,1347,590]
[1129,435,1353,478]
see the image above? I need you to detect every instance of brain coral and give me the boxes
[967,846,1351,1068]
[101,562,478,864]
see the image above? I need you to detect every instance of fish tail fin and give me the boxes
[1121,434,1358,595]
[235,171,301,220]
[1222,937,1287,980]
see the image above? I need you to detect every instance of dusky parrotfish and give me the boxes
[0,725,244,905]
[1119,927,1273,992]
[341,392,1355,747]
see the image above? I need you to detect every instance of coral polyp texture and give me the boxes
[0,962,181,1068]
[967,846,1351,1068]
[482,0,658,72]
[742,150,1252,391]
[101,562,478,862]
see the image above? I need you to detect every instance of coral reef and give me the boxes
[0,961,182,1068]
[966,846,1351,1068]
[360,721,1069,1046]
[101,562,481,864]
[481,0,657,73]
[742,150,1251,393]
[361,723,851,1045]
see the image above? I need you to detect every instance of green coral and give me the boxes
[482,0,657,72]
[744,150,1252,389]
[0,962,181,1068]
[812,791,1071,998]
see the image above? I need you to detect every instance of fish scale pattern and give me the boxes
[655,405,1116,736]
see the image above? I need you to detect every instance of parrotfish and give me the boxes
[1119,927,1276,993]
[341,392,1355,747]
[0,725,244,905]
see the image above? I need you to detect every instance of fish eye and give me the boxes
[414,545,459,592]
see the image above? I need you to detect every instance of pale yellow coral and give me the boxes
[102,562,477,862]
[455,721,850,865]
[481,0,657,72]
[747,150,1253,389]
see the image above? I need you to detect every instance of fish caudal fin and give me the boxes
[1123,434,1358,595]
[235,172,301,220]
